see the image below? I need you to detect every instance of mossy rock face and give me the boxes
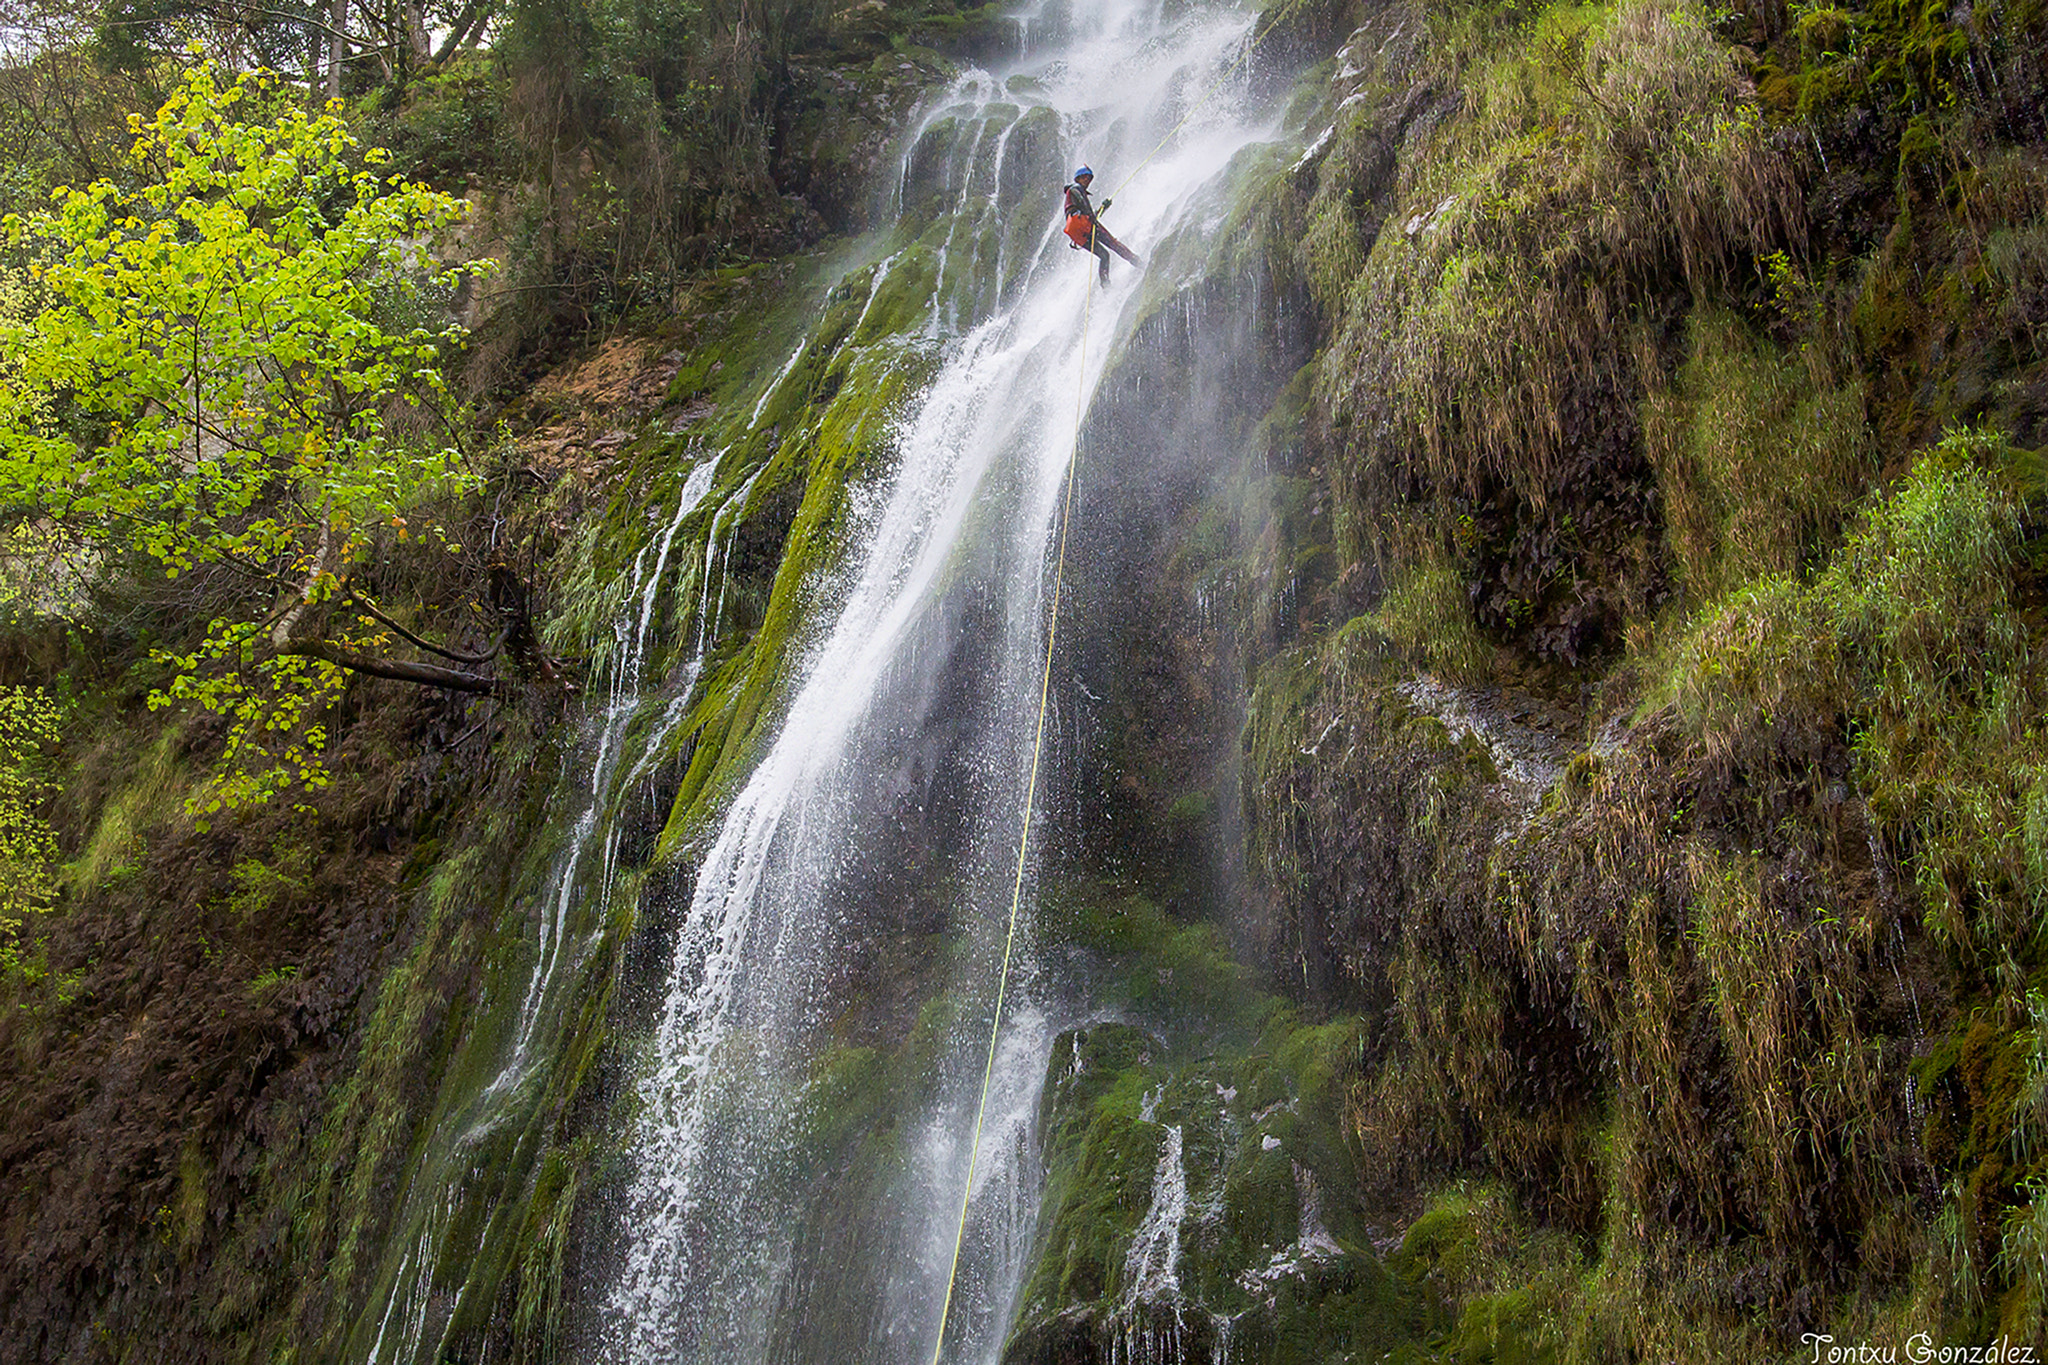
[780,50,952,231]
[1441,1287,1559,1365]
[1221,1143,1301,1260]
[1003,1015,1435,1365]
[998,105,1062,214]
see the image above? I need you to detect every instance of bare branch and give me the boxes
[345,590,503,664]
[282,639,499,693]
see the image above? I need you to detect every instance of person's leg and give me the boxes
[1100,228,1141,266]
[1091,237,1112,280]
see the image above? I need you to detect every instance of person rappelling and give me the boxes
[1062,166,1141,283]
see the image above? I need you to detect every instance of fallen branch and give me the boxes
[345,591,504,665]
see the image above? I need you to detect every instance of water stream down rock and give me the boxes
[579,3,1414,1362]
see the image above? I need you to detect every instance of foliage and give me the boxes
[1315,0,1799,662]
[0,63,491,813]
[1666,430,2042,957]
[1330,0,1795,491]
[0,0,170,219]
[0,63,475,577]
[0,684,60,980]
[1244,431,2040,1351]
[1372,556,1494,681]
[1758,0,2007,117]
[1640,303,1871,603]
[454,0,834,370]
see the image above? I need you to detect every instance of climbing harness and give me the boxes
[926,7,1303,1359]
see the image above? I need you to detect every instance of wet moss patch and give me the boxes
[1005,997,1435,1363]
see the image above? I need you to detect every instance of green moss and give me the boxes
[1011,992,1435,1356]
[666,348,726,406]
[1313,0,1801,656]
[852,246,940,345]
[1756,0,1988,118]
[1040,884,1168,957]
[802,1044,896,1155]
[652,353,933,854]
[1641,304,1873,604]
[64,727,190,895]
[1261,1257,1442,1365]
[1165,788,1215,827]
[1444,1286,1561,1365]
[1035,1108,1162,1305]
[1391,1183,1588,1362]
[578,234,949,862]
[511,1147,578,1348]
[1128,923,1262,1033]
[265,715,605,1362]
[1373,556,1493,681]
[299,905,470,1324]
[1224,1143,1302,1256]
[1318,430,2047,1351]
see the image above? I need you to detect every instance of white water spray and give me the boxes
[603,3,1283,1360]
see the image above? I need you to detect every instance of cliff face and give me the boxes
[1082,0,2043,1355]
[3,0,2046,1358]
[1004,0,2048,1354]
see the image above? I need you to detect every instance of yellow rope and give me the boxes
[925,211,1095,1365]
[925,6,1305,1356]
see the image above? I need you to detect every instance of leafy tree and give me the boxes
[0,0,169,216]
[0,62,500,815]
[0,684,58,980]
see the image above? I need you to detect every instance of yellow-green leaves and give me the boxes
[152,621,351,823]
[2,62,487,575]
[0,63,495,813]
[0,685,60,979]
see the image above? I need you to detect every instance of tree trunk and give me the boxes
[431,0,496,64]
[326,0,348,101]
[404,0,429,65]
[490,564,577,692]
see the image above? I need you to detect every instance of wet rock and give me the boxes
[1005,1020,1436,1365]
[1393,673,1574,824]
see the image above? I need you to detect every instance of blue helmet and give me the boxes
[1072,165,1093,180]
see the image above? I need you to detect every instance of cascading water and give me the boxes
[599,3,1288,1362]
[345,444,729,1365]
[1123,1122,1189,1307]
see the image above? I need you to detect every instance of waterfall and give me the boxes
[599,4,1283,1361]
[347,446,727,1365]
[331,1,1293,1360]
[1123,1123,1189,1305]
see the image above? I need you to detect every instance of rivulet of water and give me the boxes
[346,448,728,1365]
[601,2,1285,1362]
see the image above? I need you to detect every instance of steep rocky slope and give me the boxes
[1065,0,2048,1353]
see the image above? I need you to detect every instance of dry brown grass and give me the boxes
[1639,305,1872,603]
[1321,0,1801,515]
